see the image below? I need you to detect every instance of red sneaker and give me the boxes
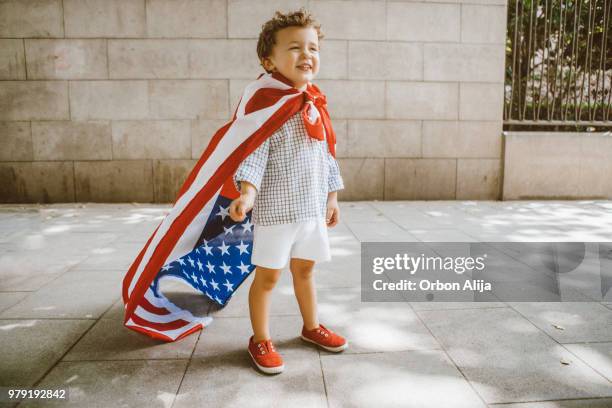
[301,323,348,352]
[247,335,284,374]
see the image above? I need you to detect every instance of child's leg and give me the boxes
[289,258,319,330]
[249,265,282,343]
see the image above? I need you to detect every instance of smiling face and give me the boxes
[262,26,320,91]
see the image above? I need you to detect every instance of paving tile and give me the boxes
[317,287,441,354]
[173,354,326,408]
[63,317,199,361]
[0,319,94,387]
[406,228,480,242]
[417,308,612,403]
[321,350,487,408]
[193,315,318,359]
[409,301,507,311]
[339,202,387,222]
[508,302,612,343]
[489,398,612,407]
[0,270,122,319]
[564,342,612,382]
[0,291,29,313]
[0,252,76,291]
[20,360,188,407]
[72,241,145,270]
[346,221,420,242]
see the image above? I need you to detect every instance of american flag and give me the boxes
[121,71,337,342]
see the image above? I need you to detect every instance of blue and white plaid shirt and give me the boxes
[233,111,344,226]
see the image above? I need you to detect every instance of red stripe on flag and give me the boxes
[140,296,171,315]
[244,87,298,115]
[122,223,161,310]
[130,312,192,331]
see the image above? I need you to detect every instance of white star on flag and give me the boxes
[236,240,250,255]
[223,279,234,292]
[218,241,230,256]
[220,262,232,275]
[216,205,230,221]
[241,219,254,234]
[238,261,250,275]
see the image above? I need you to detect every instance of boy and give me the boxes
[228,9,348,374]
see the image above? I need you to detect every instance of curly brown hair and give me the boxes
[257,8,324,74]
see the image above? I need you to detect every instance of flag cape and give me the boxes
[121,71,337,342]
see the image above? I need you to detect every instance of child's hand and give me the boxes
[229,194,255,222]
[326,194,340,227]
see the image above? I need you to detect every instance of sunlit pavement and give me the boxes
[1,201,611,407]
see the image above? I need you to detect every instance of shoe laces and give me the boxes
[314,324,331,338]
[255,339,276,355]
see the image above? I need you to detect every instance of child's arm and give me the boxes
[326,144,344,227]
[229,138,270,222]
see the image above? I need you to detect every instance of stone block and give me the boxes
[147,0,226,38]
[69,80,148,120]
[330,119,347,157]
[385,158,456,199]
[188,39,261,79]
[387,82,458,120]
[349,41,422,80]
[32,120,112,160]
[148,79,229,119]
[108,39,190,79]
[0,81,69,120]
[503,132,612,199]
[191,118,228,158]
[228,0,308,38]
[111,120,191,159]
[0,39,26,79]
[456,158,501,199]
[0,161,74,203]
[75,160,154,202]
[309,0,386,40]
[336,158,384,200]
[422,120,502,158]
[345,119,421,158]
[153,159,198,202]
[424,43,505,82]
[387,2,460,42]
[318,40,347,80]
[459,82,504,120]
[0,0,63,37]
[317,79,385,119]
[0,121,32,161]
[461,4,507,44]
[63,0,145,38]
[25,39,108,79]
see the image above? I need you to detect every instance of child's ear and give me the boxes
[262,57,275,73]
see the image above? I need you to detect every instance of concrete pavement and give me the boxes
[1,201,611,407]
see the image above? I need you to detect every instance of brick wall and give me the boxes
[0,0,508,203]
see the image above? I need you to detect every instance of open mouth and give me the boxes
[297,64,312,72]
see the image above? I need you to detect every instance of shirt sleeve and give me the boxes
[327,143,345,193]
[233,137,270,192]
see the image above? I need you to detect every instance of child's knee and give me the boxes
[290,258,315,280]
[254,265,282,290]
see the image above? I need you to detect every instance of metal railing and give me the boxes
[504,0,612,130]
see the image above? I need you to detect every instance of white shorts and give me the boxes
[251,217,331,269]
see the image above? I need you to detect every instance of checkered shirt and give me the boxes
[233,111,344,226]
